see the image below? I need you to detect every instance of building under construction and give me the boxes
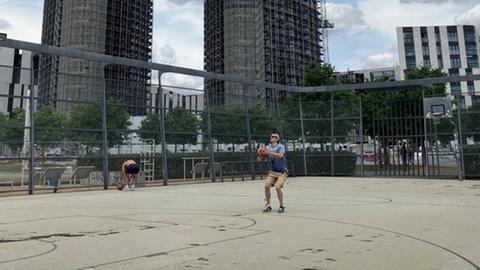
[204,0,330,107]
[39,0,153,116]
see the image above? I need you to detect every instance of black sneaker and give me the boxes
[262,205,272,213]
[277,206,285,213]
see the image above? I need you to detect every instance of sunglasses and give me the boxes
[271,135,279,139]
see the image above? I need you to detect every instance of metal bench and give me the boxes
[39,167,67,193]
[189,162,210,180]
[0,181,14,191]
[70,166,96,185]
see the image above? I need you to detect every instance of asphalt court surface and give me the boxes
[1,177,479,269]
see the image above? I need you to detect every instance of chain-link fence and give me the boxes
[1,39,480,195]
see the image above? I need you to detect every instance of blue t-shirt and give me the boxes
[267,144,288,173]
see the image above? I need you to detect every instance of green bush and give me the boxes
[77,150,357,179]
[463,145,480,179]
[289,151,357,176]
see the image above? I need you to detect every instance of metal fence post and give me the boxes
[205,86,216,182]
[101,70,109,190]
[299,96,308,176]
[158,72,168,185]
[242,85,255,180]
[359,94,364,177]
[28,54,35,195]
[422,89,430,179]
[274,88,284,148]
[330,91,334,176]
[456,97,465,181]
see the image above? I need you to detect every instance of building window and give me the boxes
[447,31,458,42]
[421,31,428,43]
[448,68,460,76]
[464,31,476,43]
[422,46,430,56]
[438,57,444,69]
[449,45,460,55]
[403,32,414,44]
[468,57,479,69]
[423,58,431,67]
[450,57,461,68]
[406,59,417,70]
[466,43,479,68]
[435,31,441,43]
[436,46,442,56]
[405,45,415,57]
[451,82,462,96]
[467,82,475,95]
[370,70,395,81]
[466,44,478,55]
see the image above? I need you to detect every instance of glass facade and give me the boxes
[450,57,461,68]
[449,45,460,55]
[447,31,458,42]
[422,46,430,55]
[451,82,462,96]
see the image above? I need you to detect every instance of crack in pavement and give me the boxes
[0,233,85,243]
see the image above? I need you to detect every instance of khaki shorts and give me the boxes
[265,171,288,188]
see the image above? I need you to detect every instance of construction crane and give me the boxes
[318,0,334,64]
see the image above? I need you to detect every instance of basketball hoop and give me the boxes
[424,97,452,119]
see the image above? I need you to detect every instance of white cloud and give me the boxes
[0,19,11,30]
[0,4,42,42]
[154,42,177,65]
[151,0,204,90]
[326,3,365,31]
[400,0,474,3]
[160,73,203,90]
[154,0,202,9]
[0,0,204,90]
[358,0,469,38]
[154,0,203,33]
[456,4,480,29]
[363,52,396,69]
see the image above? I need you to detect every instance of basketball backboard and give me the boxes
[423,97,452,118]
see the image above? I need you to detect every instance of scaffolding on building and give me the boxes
[318,0,334,64]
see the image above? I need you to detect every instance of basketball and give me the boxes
[116,182,124,191]
[257,147,268,157]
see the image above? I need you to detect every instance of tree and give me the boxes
[1,109,25,155]
[461,102,480,142]
[405,66,446,97]
[68,101,131,152]
[203,107,279,151]
[362,67,447,138]
[34,106,66,160]
[138,110,200,153]
[304,61,338,87]
[138,113,162,143]
[67,103,101,153]
[205,107,246,151]
[360,67,447,166]
[164,109,200,152]
[249,108,277,142]
[0,112,7,141]
[279,62,356,148]
[0,112,8,154]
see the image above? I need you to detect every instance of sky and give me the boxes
[0,0,480,89]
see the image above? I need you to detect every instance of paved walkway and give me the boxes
[1,177,479,270]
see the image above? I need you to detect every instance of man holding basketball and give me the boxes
[257,132,288,213]
[120,160,140,191]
